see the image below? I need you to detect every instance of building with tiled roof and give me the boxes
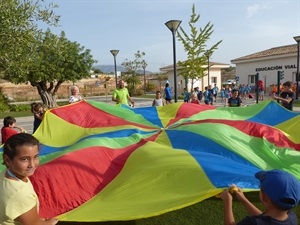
[231,44,298,92]
[231,44,297,62]
[160,61,230,95]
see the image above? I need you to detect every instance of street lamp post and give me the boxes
[205,51,211,86]
[293,36,300,100]
[110,50,119,88]
[165,20,181,103]
[142,61,147,94]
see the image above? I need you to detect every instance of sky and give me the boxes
[47,0,300,72]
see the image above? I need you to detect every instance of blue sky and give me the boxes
[48,0,299,72]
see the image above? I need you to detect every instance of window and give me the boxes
[248,74,256,84]
[211,77,217,84]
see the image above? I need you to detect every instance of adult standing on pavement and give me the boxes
[69,85,83,104]
[112,80,134,107]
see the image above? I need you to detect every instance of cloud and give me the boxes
[246,3,270,18]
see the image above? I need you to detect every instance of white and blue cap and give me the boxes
[255,169,300,210]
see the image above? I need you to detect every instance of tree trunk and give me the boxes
[191,78,194,91]
[31,81,58,109]
[40,91,57,109]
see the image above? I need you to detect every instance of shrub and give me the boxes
[147,83,155,92]
[0,87,9,104]
[0,88,10,112]
[0,102,10,112]
[9,104,31,112]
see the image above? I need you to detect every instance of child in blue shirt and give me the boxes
[220,170,300,225]
[183,88,190,103]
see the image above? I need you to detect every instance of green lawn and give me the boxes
[0,101,69,119]
[0,110,33,119]
[59,192,299,224]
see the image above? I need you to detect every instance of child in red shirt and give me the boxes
[1,116,25,144]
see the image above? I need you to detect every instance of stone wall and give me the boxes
[0,75,165,102]
[0,78,115,102]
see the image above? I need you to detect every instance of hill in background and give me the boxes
[93,65,152,74]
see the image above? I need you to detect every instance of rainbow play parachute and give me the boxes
[0,100,299,221]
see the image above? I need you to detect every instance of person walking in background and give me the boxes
[220,87,225,103]
[207,85,214,105]
[228,89,242,107]
[239,84,245,99]
[245,84,252,99]
[212,83,219,102]
[1,116,25,144]
[112,80,134,107]
[272,81,294,111]
[220,170,300,225]
[31,103,45,134]
[152,91,165,106]
[164,82,172,104]
[257,80,265,101]
[0,133,59,224]
[197,88,203,103]
[231,83,238,91]
[69,85,83,103]
[203,86,210,105]
[183,88,190,103]
[224,85,231,107]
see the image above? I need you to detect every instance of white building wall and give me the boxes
[235,54,297,89]
[166,67,223,94]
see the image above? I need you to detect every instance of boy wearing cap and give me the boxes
[220,169,300,225]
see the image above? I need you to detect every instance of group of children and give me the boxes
[0,84,299,224]
[180,84,243,107]
[168,80,295,110]
[1,132,299,224]
[153,84,243,108]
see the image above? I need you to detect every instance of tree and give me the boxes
[25,30,96,108]
[0,0,59,75]
[155,73,168,92]
[121,50,146,75]
[121,50,146,95]
[93,68,103,74]
[177,4,222,90]
[0,1,96,108]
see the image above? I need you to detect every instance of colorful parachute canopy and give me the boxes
[0,100,299,222]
